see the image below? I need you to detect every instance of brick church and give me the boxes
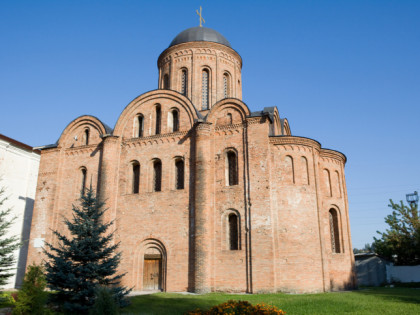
[27,25,356,293]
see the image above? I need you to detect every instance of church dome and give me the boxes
[169,26,231,48]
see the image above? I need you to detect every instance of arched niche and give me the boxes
[133,238,167,291]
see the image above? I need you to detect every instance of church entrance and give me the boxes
[140,239,166,291]
[143,253,162,291]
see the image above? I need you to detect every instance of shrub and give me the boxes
[12,264,52,315]
[89,286,119,315]
[0,292,15,307]
[186,299,286,315]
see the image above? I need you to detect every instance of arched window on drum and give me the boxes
[181,69,188,96]
[163,74,170,89]
[223,72,231,98]
[201,69,209,110]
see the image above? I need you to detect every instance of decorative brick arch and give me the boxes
[270,107,281,136]
[57,115,110,148]
[113,90,199,137]
[206,98,250,125]
[282,118,292,136]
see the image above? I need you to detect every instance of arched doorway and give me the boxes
[143,247,162,291]
[137,239,167,291]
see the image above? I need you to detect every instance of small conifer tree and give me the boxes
[44,187,130,313]
[12,264,50,315]
[0,184,21,288]
[89,286,119,315]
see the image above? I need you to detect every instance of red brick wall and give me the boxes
[27,42,356,294]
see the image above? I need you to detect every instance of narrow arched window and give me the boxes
[335,171,342,197]
[153,160,162,192]
[202,69,209,110]
[324,169,332,197]
[136,115,144,138]
[329,209,341,253]
[172,110,179,132]
[229,213,239,250]
[163,74,169,89]
[227,113,233,125]
[132,162,140,194]
[80,167,87,195]
[285,155,295,184]
[181,69,187,96]
[223,73,230,98]
[301,156,309,185]
[227,151,238,186]
[175,159,184,190]
[155,105,161,135]
[83,129,89,145]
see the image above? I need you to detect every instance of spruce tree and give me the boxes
[0,185,21,288]
[44,187,130,313]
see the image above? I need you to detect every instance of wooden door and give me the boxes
[143,259,161,291]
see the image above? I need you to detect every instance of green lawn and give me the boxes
[122,288,420,315]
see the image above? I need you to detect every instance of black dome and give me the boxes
[169,27,231,48]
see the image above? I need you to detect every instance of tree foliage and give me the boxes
[373,199,420,265]
[44,188,130,313]
[353,243,373,254]
[12,264,51,315]
[0,185,21,288]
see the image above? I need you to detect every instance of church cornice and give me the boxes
[269,136,347,163]
[64,143,101,156]
[123,131,189,148]
[40,147,61,154]
[320,149,347,164]
[269,136,321,150]
[215,122,244,131]
[246,116,266,125]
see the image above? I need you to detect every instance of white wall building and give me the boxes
[0,134,40,288]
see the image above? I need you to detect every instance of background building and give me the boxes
[0,134,40,288]
[27,26,356,293]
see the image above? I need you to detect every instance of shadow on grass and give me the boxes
[353,287,420,306]
[122,294,222,315]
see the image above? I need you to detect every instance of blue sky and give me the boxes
[1,0,419,249]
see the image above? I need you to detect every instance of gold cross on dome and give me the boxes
[196,6,205,27]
